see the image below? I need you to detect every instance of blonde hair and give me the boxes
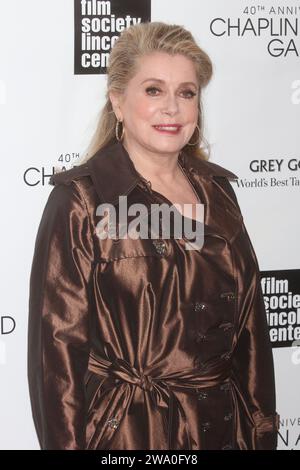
[80,21,213,163]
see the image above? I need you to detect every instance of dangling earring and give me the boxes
[115,118,124,141]
[187,124,200,146]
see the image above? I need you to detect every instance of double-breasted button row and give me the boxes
[194,295,236,311]
[198,382,231,399]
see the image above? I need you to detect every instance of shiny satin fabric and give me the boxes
[27,141,279,450]
[85,350,232,449]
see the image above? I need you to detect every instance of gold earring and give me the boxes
[187,124,200,146]
[115,119,124,141]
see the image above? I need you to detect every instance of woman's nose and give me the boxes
[161,93,179,115]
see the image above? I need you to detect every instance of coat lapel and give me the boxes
[178,151,242,243]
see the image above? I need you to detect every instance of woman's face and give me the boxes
[110,51,199,157]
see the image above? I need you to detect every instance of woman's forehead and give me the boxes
[131,52,198,83]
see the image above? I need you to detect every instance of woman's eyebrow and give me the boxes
[140,78,198,88]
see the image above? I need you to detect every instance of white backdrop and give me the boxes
[0,0,299,450]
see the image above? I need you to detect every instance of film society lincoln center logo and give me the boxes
[74,0,151,74]
[261,269,300,349]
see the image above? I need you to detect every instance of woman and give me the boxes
[27,21,279,450]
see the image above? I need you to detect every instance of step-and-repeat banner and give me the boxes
[0,0,299,450]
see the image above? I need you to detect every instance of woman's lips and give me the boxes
[152,125,182,135]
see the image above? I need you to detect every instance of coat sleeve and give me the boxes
[215,176,280,449]
[27,181,94,449]
[231,220,280,450]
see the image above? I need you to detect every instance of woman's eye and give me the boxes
[181,89,197,99]
[145,87,161,96]
[145,87,197,98]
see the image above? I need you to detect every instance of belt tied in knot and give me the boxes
[139,373,154,392]
[87,351,232,450]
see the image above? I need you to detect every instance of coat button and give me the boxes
[194,357,207,370]
[197,391,208,400]
[195,332,207,343]
[152,239,167,255]
[224,413,233,422]
[222,352,231,361]
[194,302,207,312]
[107,417,119,429]
[220,382,231,392]
[219,322,234,332]
[222,444,233,450]
[201,422,212,432]
[220,292,236,301]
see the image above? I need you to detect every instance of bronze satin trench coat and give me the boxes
[27,141,279,450]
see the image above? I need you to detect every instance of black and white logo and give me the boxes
[74,0,151,74]
[261,269,300,348]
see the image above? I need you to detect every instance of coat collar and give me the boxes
[87,141,238,205]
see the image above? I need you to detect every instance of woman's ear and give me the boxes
[109,91,123,121]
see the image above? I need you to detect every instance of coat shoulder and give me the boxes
[184,151,238,180]
[193,158,240,210]
[49,163,91,186]
[200,159,238,180]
